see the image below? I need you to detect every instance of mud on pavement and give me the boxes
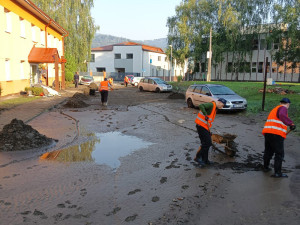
[0,84,299,225]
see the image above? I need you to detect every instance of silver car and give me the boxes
[131,77,144,86]
[138,77,172,92]
[185,84,247,110]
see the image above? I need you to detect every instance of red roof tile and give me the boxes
[92,42,164,53]
[28,46,60,63]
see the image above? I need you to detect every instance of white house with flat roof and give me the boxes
[89,42,187,81]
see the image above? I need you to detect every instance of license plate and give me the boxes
[233,104,243,108]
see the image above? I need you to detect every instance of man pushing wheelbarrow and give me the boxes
[194,98,236,167]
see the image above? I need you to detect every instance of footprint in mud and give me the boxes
[107,125,111,127]
[20,211,31,215]
[57,203,65,208]
[80,188,87,197]
[105,207,121,216]
[152,162,161,168]
[160,177,167,184]
[152,196,160,202]
[33,209,48,219]
[128,189,141,195]
[3,176,10,179]
[182,185,189,190]
[125,214,138,222]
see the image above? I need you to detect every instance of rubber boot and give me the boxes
[263,159,271,172]
[272,160,288,178]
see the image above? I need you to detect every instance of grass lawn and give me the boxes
[171,81,300,131]
[0,96,41,110]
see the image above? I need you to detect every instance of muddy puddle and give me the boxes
[40,132,152,168]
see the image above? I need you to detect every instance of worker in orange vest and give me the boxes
[99,78,113,106]
[108,77,113,86]
[194,98,227,167]
[124,76,129,87]
[262,98,296,178]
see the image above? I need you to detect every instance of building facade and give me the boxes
[90,42,187,81]
[0,0,68,96]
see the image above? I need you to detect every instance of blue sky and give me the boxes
[91,0,182,40]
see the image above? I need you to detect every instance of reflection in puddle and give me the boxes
[40,132,152,168]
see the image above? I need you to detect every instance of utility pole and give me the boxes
[169,45,172,82]
[262,57,269,111]
[207,27,212,82]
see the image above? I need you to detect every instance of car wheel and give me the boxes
[187,98,194,108]
[155,87,160,93]
[139,86,143,92]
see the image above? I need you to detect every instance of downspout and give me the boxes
[45,19,52,86]
[61,31,69,89]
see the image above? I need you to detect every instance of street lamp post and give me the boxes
[169,45,172,82]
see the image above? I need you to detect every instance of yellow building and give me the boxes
[0,0,68,96]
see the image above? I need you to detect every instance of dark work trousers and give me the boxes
[100,90,108,103]
[196,125,212,162]
[74,79,79,88]
[263,133,284,174]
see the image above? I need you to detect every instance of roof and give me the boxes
[92,42,165,53]
[28,46,60,63]
[4,0,68,36]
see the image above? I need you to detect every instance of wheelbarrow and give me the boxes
[211,133,237,157]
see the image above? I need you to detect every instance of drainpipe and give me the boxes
[61,31,69,89]
[45,19,52,86]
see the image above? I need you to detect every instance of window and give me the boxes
[252,39,259,50]
[126,54,133,59]
[90,54,95,62]
[115,54,121,59]
[40,30,45,45]
[5,9,12,33]
[20,18,26,38]
[96,67,105,72]
[194,86,201,94]
[20,61,25,79]
[31,24,36,42]
[260,39,271,50]
[5,59,11,80]
[158,56,161,61]
[201,87,210,95]
[165,57,168,62]
[227,62,233,73]
[273,38,279,50]
[258,62,264,73]
[252,62,257,73]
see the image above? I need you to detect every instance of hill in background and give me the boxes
[92,33,168,51]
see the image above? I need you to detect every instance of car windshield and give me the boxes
[83,76,93,80]
[153,79,166,84]
[209,86,235,95]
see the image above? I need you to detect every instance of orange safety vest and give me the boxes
[262,105,288,138]
[125,76,129,82]
[195,102,217,131]
[99,80,109,91]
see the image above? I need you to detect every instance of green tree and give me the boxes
[31,0,98,81]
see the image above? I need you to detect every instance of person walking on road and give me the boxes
[194,98,227,167]
[74,71,79,88]
[124,76,129,87]
[262,98,296,178]
[99,78,113,106]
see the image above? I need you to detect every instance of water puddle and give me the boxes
[40,132,152,168]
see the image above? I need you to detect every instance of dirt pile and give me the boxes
[259,87,295,95]
[168,92,185,99]
[64,93,89,108]
[0,119,55,151]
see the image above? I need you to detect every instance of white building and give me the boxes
[89,42,187,81]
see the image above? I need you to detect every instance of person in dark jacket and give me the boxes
[262,98,296,178]
[74,72,79,88]
[194,98,227,167]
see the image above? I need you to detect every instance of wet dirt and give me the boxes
[0,84,299,225]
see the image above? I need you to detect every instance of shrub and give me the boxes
[177,75,183,82]
[25,87,44,96]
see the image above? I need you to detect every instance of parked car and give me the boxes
[80,75,94,85]
[131,77,144,86]
[185,84,247,110]
[138,77,172,92]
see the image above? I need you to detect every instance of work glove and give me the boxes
[290,125,296,130]
[205,116,209,121]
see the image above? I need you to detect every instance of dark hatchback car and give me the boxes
[185,84,247,111]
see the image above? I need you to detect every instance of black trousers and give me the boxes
[196,125,212,162]
[263,133,284,174]
[100,90,108,103]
